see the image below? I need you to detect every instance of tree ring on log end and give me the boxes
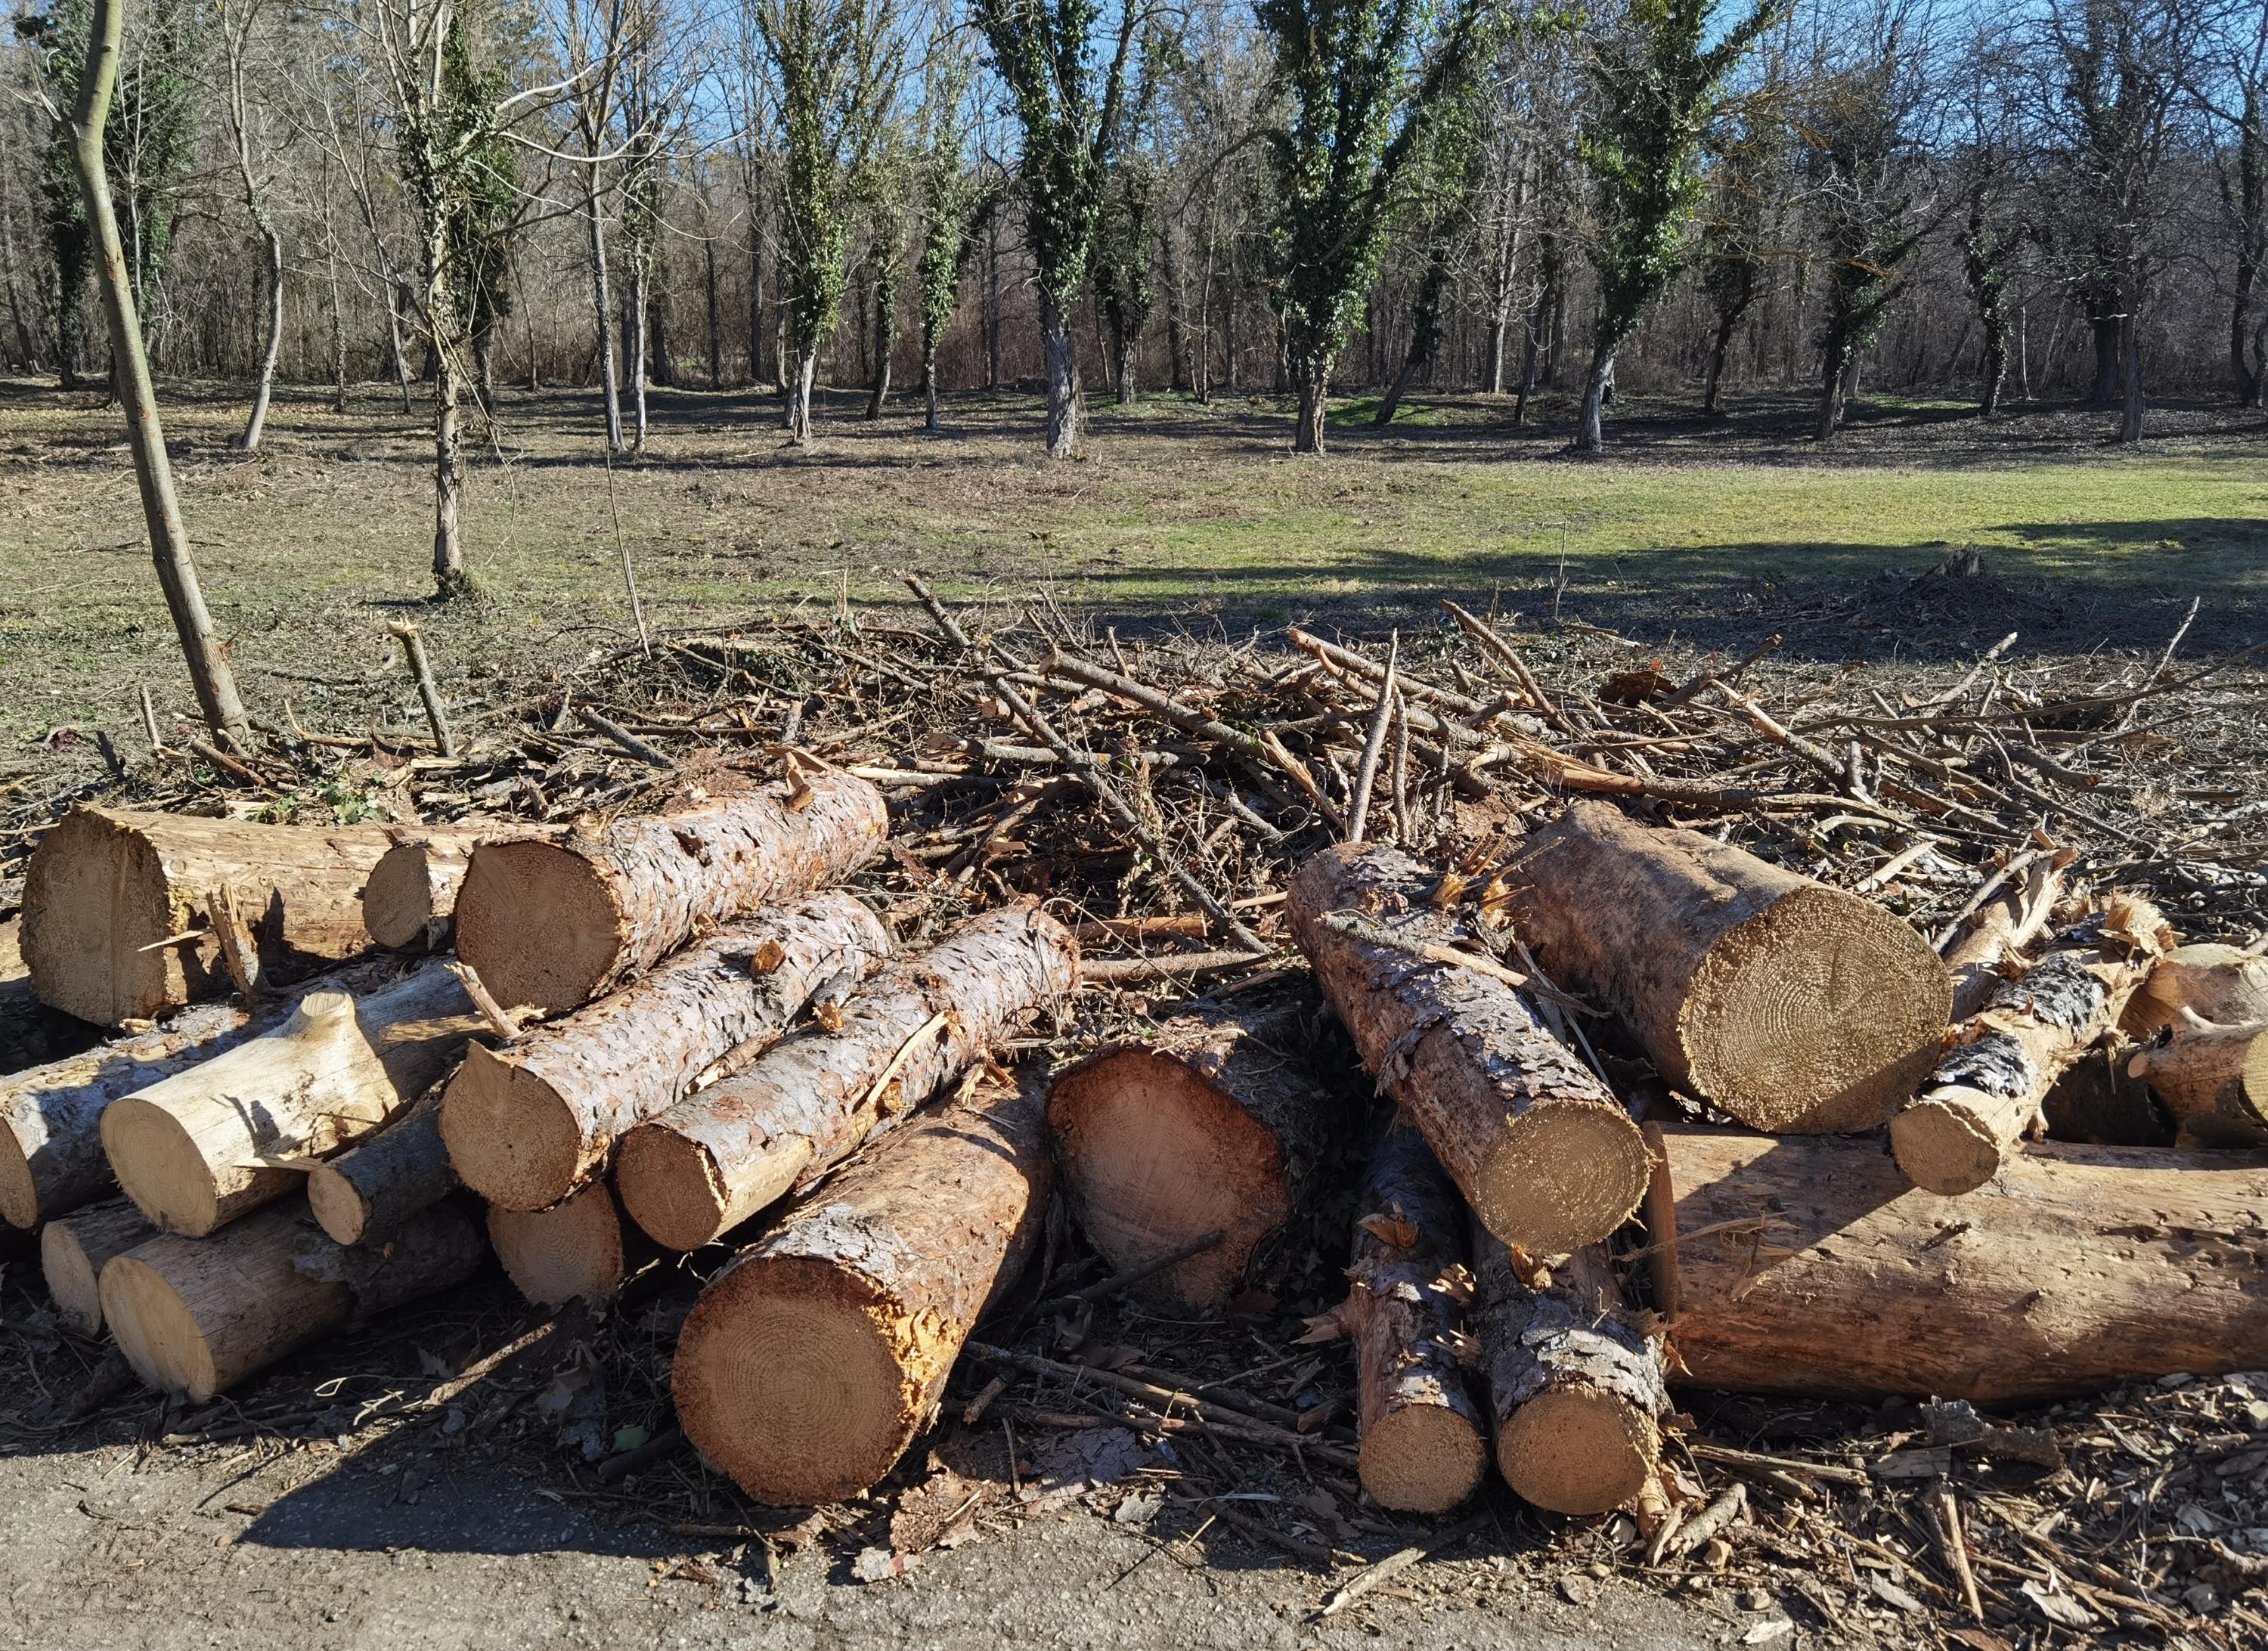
[1889,1094,2003,1195]
[1359,1403,1486,1513]
[1473,1101,1651,1258]
[488,1182,628,1307]
[1683,886,1949,1132]
[101,1097,220,1235]
[1497,1386,1658,1516]
[614,1126,740,1253]
[673,1256,910,1506]
[454,841,621,1017]
[0,1133,39,1230]
[100,1253,219,1402]
[23,811,175,1026]
[363,847,442,950]
[440,1046,584,1210]
[304,1162,367,1246]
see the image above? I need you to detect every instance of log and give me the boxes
[453,773,888,1016]
[1045,997,1353,1310]
[1287,843,1650,1256]
[102,962,485,1235]
[1501,801,1950,1132]
[305,1089,457,1246]
[20,806,401,1025]
[1312,1114,1486,1513]
[488,1180,655,1307]
[617,900,1077,1250]
[2127,1018,2268,1148]
[40,1196,157,1334]
[1892,897,2170,1194]
[1657,1126,2268,1402]
[1472,1233,1665,1516]
[671,1068,1052,1505]
[1944,856,2065,1021]
[0,915,105,1076]
[442,894,891,1212]
[2124,943,2268,1038]
[100,1198,487,1401]
[0,999,277,1228]
[363,826,566,951]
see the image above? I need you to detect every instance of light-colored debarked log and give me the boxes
[2124,943,2268,1039]
[1944,856,2066,1020]
[618,901,1076,1251]
[100,1198,487,1402]
[1303,1114,1486,1513]
[1473,1233,1665,1516]
[488,1180,655,1307]
[1287,843,1650,1256]
[1892,897,2172,1195]
[1501,801,1950,1132]
[1046,999,1351,1310]
[306,1089,457,1246]
[443,894,891,1213]
[453,773,888,1017]
[2127,1016,2268,1148]
[20,807,401,1025]
[40,1196,157,1334]
[1659,1126,2268,1401]
[102,962,485,1235]
[363,826,567,951]
[673,1070,1052,1505]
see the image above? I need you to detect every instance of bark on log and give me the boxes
[102,961,485,1235]
[1501,801,1950,1132]
[363,826,566,951]
[488,1180,655,1307]
[2124,944,2268,1039]
[1892,899,2170,1194]
[453,773,888,1016]
[618,901,1076,1251]
[1472,1232,1665,1516]
[21,807,401,1025]
[306,1089,457,1247]
[2127,1019,2268,1148]
[1046,996,1352,1310]
[443,894,891,1212]
[1657,1126,2268,1401]
[100,1197,487,1401]
[40,1196,157,1334]
[1287,843,1650,1256]
[672,1069,1051,1504]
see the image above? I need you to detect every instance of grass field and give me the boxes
[2,373,2263,754]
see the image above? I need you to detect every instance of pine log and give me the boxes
[488,1180,655,1306]
[1287,843,1650,1256]
[1046,997,1352,1310]
[21,807,400,1025]
[1501,801,1950,1132]
[1657,1126,2268,1401]
[0,915,104,1076]
[1892,899,2170,1194]
[618,900,1077,1250]
[2127,1019,2268,1148]
[443,894,891,1212]
[306,1089,457,1246]
[40,1196,157,1334]
[363,826,565,951]
[102,962,485,1235]
[453,773,888,1016]
[2124,943,2268,1038]
[100,1198,487,1401]
[1472,1232,1665,1516]
[672,1070,1051,1504]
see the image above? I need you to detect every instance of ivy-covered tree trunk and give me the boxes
[865,261,895,419]
[1288,343,1330,454]
[424,212,467,594]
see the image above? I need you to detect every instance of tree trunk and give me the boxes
[1473,1234,1665,1516]
[443,893,891,1212]
[306,1088,455,1246]
[101,961,484,1236]
[387,280,414,411]
[985,215,1001,389]
[363,826,569,952]
[2125,943,2268,1038]
[452,775,885,1019]
[240,225,284,451]
[64,0,252,748]
[1573,342,1613,452]
[1978,308,2008,419]
[101,1198,485,1402]
[1655,1127,2268,1402]
[1703,311,1739,417]
[587,178,624,449]
[788,345,817,444]
[618,902,1076,1251]
[705,237,723,389]
[21,807,404,1026]
[1814,334,1850,445]
[489,1179,655,1307]
[1038,290,1082,458]
[325,214,349,415]
[2118,308,2145,442]
[2088,306,2121,409]
[865,271,893,420]
[40,1196,157,1334]
[1046,998,1354,1311]
[1287,844,1651,1256]
[672,1069,1051,1505]
[1895,897,2168,1194]
[627,267,650,451]
[922,342,940,432]
[2127,1021,2268,1148]
[1502,801,1950,1132]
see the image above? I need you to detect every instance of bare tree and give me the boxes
[217,0,285,450]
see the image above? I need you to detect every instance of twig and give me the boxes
[577,706,671,768]
[1033,1229,1227,1314]
[1932,1481,1985,1623]
[1316,911,1529,990]
[1313,1513,1490,1619]
[1079,951,1275,984]
[138,684,161,750]
[444,959,531,1040]
[186,738,265,787]
[1344,632,1397,844]
[386,621,456,758]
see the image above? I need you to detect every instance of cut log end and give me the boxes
[23,812,169,1025]
[615,1124,809,1253]
[0,1132,37,1231]
[101,1095,222,1235]
[363,845,446,950]
[454,841,620,1018]
[488,1182,633,1307]
[1045,1048,1293,1308]
[1474,1101,1652,1259]
[440,1044,584,1211]
[672,1257,912,1507]
[1358,1404,1487,1514]
[305,1163,370,1246]
[40,1222,104,1335]
[1686,885,1950,1132]
[1495,1385,1659,1516]
[100,1253,221,1400]
[1889,1092,2006,1195]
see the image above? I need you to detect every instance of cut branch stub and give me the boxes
[2124,943,2268,1039]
